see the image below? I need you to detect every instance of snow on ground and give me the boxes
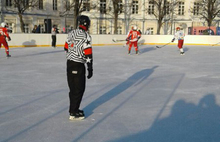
[1,44,220,142]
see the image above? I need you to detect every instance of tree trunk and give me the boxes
[73,0,80,29]
[18,13,25,33]
[157,20,163,35]
[114,13,118,34]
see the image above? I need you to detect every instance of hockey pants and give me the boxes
[67,60,86,114]
[178,40,184,49]
[129,42,138,51]
[0,37,9,55]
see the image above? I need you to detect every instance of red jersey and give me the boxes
[127,30,141,42]
[0,27,9,38]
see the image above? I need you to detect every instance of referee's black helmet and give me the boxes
[77,15,90,29]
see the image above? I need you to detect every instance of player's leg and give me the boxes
[51,35,56,47]
[2,40,10,57]
[178,40,184,55]
[67,61,86,120]
[134,41,139,54]
[128,42,132,54]
[54,36,57,47]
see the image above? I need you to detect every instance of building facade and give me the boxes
[0,0,220,35]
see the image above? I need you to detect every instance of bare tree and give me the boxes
[60,0,82,29]
[6,0,38,33]
[190,0,220,29]
[60,0,96,29]
[147,0,179,34]
[112,0,123,34]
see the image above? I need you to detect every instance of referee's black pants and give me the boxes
[51,35,56,47]
[67,60,86,114]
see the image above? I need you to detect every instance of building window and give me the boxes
[65,0,70,11]
[199,30,203,35]
[178,2,184,15]
[39,24,44,33]
[100,0,106,14]
[7,23,13,33]
[193,2,199,15]
[145,28,154,35]
[165,2,170,15]
[132,0,138,14]
[117,27,122,34]
[53,0,58,10]
[148,1,154,15]
[149,28,154,35]
[83,0,90,12]
[6,0,12,7]
[23,0,29,6]
[39,0,43,9]
[118,0,123,14]
[24,24,29,33]
[100,26,106,34]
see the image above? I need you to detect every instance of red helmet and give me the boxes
[176,27,180,31]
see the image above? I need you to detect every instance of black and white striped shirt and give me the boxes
[65,28,92,64]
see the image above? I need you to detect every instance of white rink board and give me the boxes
[8,33,220,47]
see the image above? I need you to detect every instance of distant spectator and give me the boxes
[145,29,150,35]
[51,25,58,48]
[63,27,66,33]
[36,25,41,33]
[32,25,37,33]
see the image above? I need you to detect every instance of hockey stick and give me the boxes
[210,42,220,46]
[156,42,172,48]
[112,38,126,42]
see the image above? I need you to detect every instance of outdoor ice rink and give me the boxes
[1,44,220,142]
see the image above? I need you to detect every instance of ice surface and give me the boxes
[1,45,220,142]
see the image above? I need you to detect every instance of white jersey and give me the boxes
[174,30,185,40]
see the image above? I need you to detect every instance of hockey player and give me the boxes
[124,26,133,47]
[126,26,141,54]
[0,22,11,57]
[64,15,93,120]
[171,27,185,55]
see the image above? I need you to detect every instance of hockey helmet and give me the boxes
[133,26,137,31]
[77,15,90,29]
[1,22,6,27]
[176,27,180,31]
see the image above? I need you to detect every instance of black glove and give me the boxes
[171,38,175,42]
[87,69,93,79]
[64,47,68,52]
[8,37,11,41]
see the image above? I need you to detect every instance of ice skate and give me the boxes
[69,110,85,120]
[179,48,184,55]
[180,52,185,55]
[128,50,131,55]
[6,54,11,58]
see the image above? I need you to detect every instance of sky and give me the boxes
[1,44,220,142]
